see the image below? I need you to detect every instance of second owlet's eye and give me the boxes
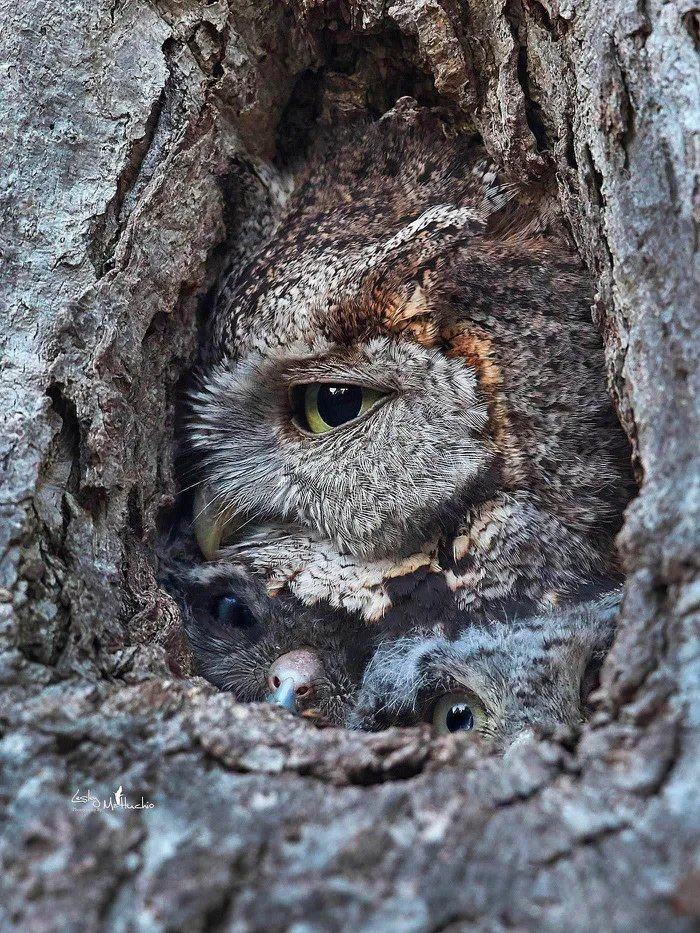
[216,594,255,628]
[292,383,386,434]
[432,692,486,735]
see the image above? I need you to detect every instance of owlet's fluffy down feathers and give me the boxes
[182,561,619,743]
[350,590,620,746]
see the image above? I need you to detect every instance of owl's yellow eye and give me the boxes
[293,383,386,434]
[432,692,487,735]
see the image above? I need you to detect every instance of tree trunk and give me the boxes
[1,0,697,929]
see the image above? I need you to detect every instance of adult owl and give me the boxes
[184,101,632,642]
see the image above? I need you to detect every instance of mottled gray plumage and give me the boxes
[180,102,632,726]
[350,592,620,748]
[185,102,632,634]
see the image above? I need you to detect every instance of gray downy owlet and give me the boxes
[349,591,620,749]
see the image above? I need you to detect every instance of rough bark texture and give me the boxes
[1,0,698,929]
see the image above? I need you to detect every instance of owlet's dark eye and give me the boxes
[292,383,385,434]
[432,692,486,735]
[216,594,255,628]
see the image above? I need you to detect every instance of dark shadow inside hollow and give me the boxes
[274,25,448,167]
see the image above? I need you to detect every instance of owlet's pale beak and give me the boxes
[266,679,298,713]
[265,649,324,716]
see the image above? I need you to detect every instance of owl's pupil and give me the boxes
[445,703,474,732]
[316,384,364,427]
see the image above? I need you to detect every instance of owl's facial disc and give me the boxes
[190,337,493,562]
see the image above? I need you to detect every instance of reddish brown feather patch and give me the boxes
[320,280,441,348]
[445,327,525,486]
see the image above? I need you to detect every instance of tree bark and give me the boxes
[1,0,698,929]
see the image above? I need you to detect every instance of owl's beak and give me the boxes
[193,486,234,560]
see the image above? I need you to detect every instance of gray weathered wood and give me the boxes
[1,0,697,928]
